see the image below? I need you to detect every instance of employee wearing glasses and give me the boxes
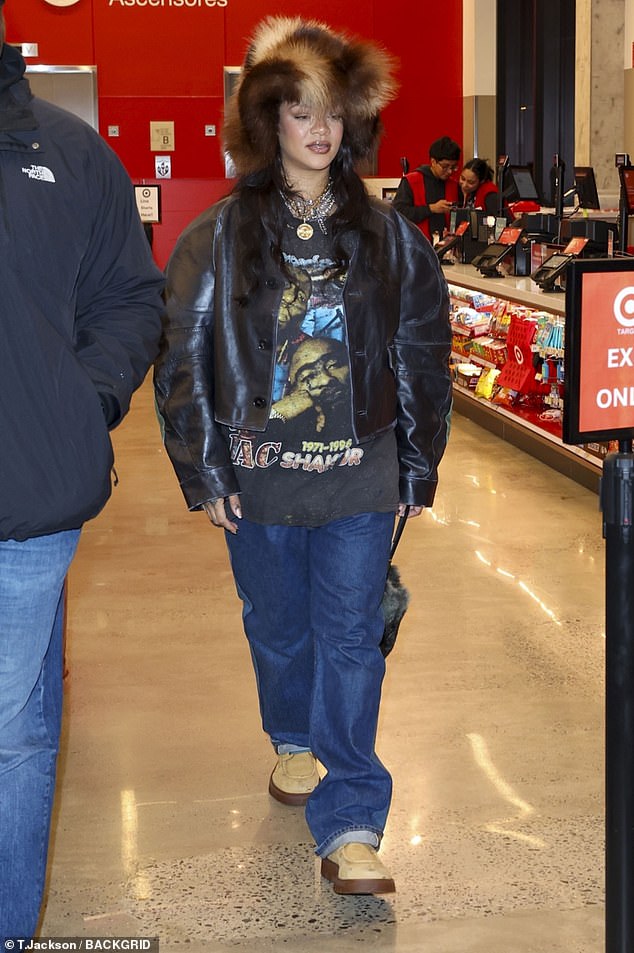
[393,136,461,241]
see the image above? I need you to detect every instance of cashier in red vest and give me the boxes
[459,158,501,215]
[392,136,460,242]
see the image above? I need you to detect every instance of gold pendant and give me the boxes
[296,222,314,240]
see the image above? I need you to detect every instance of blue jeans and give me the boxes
[0,529,80,942]
[226,511,394,856]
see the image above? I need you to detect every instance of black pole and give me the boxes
[496,154,509,219]
[551,153,565,241]
[601,443,634,953]
[618,173,629,255]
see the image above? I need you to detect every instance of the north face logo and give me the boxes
[21,165,56,183]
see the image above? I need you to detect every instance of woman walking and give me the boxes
[154,15,452,895]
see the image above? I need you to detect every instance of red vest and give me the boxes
[405,170,459,239]
[473,180,499,210]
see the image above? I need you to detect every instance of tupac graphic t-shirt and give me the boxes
[222,210,399,526]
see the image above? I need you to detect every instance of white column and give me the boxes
[575,0,592,165]
[462,0,496,161]
[582,0,625,197]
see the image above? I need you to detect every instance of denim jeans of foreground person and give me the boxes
[0,529,81,942]
[226,510,395,857]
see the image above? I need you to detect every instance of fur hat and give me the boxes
[223,16,398,176]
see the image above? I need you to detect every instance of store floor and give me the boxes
[40,379,605,952]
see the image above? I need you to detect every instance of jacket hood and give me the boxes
[0,42,36,132]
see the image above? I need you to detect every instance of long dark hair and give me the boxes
[230,136,381,296]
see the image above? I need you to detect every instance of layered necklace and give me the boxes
[280,179,336,240]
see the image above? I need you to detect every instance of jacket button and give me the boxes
[253,397,267,408]
[257,339,270,350]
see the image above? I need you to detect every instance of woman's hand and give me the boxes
[203,495,242,534]
[398,503,423,519]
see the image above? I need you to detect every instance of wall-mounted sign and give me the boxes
[150,120,174,153]
[43,0,81,7]
[134,184,161,224]
[564,259,634,444]
[154,155,171,179]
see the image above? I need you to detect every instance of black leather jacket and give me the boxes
[154,193,452,510]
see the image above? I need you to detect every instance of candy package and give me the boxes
[474,367,501,400]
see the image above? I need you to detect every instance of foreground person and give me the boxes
[155,15,452,895]
[0,0,164,940]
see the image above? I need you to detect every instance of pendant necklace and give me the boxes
[281,180,336,240]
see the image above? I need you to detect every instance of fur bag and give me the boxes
[380,563,410,658]
[379,508,410,658]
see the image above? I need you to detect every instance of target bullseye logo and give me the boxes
[43,0,81,7]
[513,344,524,365]
[613,287,634,328]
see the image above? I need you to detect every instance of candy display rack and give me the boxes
[444,263,607,491]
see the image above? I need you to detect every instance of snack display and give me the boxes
[446,276,610,463]
[449,283,564,429]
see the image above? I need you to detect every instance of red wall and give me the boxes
[5,0,463,267]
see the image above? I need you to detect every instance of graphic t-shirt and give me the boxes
[222,209,399,526]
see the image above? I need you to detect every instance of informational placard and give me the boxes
[564,259,634,444]
[134,184,161,224]
[154,156,171,179]
[150,121,174,153]
[563,236,589,255]
[498,226,523,245]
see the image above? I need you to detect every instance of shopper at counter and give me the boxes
[0,0,164,941]
[155,15,452,896]
[392,135,461,241]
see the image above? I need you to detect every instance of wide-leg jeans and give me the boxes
[226,511,394,857]
[0,529,80,941]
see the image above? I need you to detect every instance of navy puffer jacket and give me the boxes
[0,44,164,540]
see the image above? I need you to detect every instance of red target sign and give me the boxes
[613,287,634,329]
[564,260,634,443]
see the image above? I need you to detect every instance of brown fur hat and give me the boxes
[223,16,398,176]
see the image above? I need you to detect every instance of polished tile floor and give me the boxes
[40,379,606,952]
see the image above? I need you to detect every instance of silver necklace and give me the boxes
[281,180,336,240]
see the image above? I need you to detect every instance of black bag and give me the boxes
[379,507,410,658]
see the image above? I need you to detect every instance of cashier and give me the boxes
[393,136,460,241]
[459,158,508,218]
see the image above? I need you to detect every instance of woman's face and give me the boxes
[460,168,480,195]
[278,102,344,184]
